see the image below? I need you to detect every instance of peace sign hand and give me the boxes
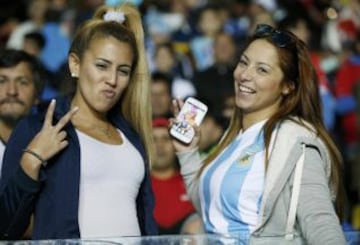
[25,99,78,165]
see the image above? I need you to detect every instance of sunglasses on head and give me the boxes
[254,24,296,48]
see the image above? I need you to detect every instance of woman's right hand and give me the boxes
[170,99,201,153]
[21,99,78,178]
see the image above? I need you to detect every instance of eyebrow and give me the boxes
[241,54,249,61]
[96,58,132,68]
[257,62,273,69]
[242,53,273,69]
[0,75,30,80]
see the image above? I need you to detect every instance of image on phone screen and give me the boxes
[170,97,208,144]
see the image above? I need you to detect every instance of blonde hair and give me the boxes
[69,3,154,164]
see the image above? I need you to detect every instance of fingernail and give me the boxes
[51,99,56,104]
[72,106,79,112]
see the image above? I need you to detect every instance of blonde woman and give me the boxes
[0,3,157,240]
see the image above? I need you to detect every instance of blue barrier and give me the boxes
[1,232,359,244]
[344,231,360,245]
[0,234,239,245]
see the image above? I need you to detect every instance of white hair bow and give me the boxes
[103,11,125,23]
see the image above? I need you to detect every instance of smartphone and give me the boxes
[170,97,208,144]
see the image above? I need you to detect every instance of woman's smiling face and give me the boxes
[233,39,291,119]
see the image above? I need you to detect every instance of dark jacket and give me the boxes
[0,96,157,240]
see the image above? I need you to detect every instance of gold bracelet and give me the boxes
[23,149,47,167]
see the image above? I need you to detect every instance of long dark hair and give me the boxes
[200,27,344,219]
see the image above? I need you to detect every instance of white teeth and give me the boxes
[239,84,255,93]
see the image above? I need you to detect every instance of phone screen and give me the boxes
[170,98,207,143]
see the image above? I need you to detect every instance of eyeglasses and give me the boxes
[254,24,296,48]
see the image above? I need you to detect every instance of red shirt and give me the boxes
[335,59,360,144]
[151,170,195,228]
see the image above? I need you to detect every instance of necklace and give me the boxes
[74,119,113,139]
[72,111,114,139]
[93,122,112,139]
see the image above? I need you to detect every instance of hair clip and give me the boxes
[103,10,125,23]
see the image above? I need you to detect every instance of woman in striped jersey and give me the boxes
[172,24,346,244]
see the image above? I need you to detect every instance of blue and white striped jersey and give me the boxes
[199,120,267,242]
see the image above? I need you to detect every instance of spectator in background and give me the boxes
[22,31,58,101]
[0,1,28,46]
[151,117,202,234]
[247,0,276,33]
[151,72,173,119]
[143,1,189,75]
[278,14,337,132]
[190,5,224,71]
[170,0,206,44]
[322,0,360,53]
[6,0,48,50]
[39,6,72,79]
[334,33,360,210]
[220,92,236,127]
[193,32,237,116]
[222,0,250,43]
[23,31,46,57]
[0,49,44,173]
[198,103,225,157]
[153,42,192,80]
[153,42,196,99]
[335,33,360,158]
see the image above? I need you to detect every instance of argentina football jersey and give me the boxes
[199,120,269,243]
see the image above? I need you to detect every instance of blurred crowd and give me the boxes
[0,0,360,233]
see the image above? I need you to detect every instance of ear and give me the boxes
[282,81,295,96]
[68,53,80,78]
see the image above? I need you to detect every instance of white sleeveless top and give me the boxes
[0,140,5,178]
[76,129,144,238]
